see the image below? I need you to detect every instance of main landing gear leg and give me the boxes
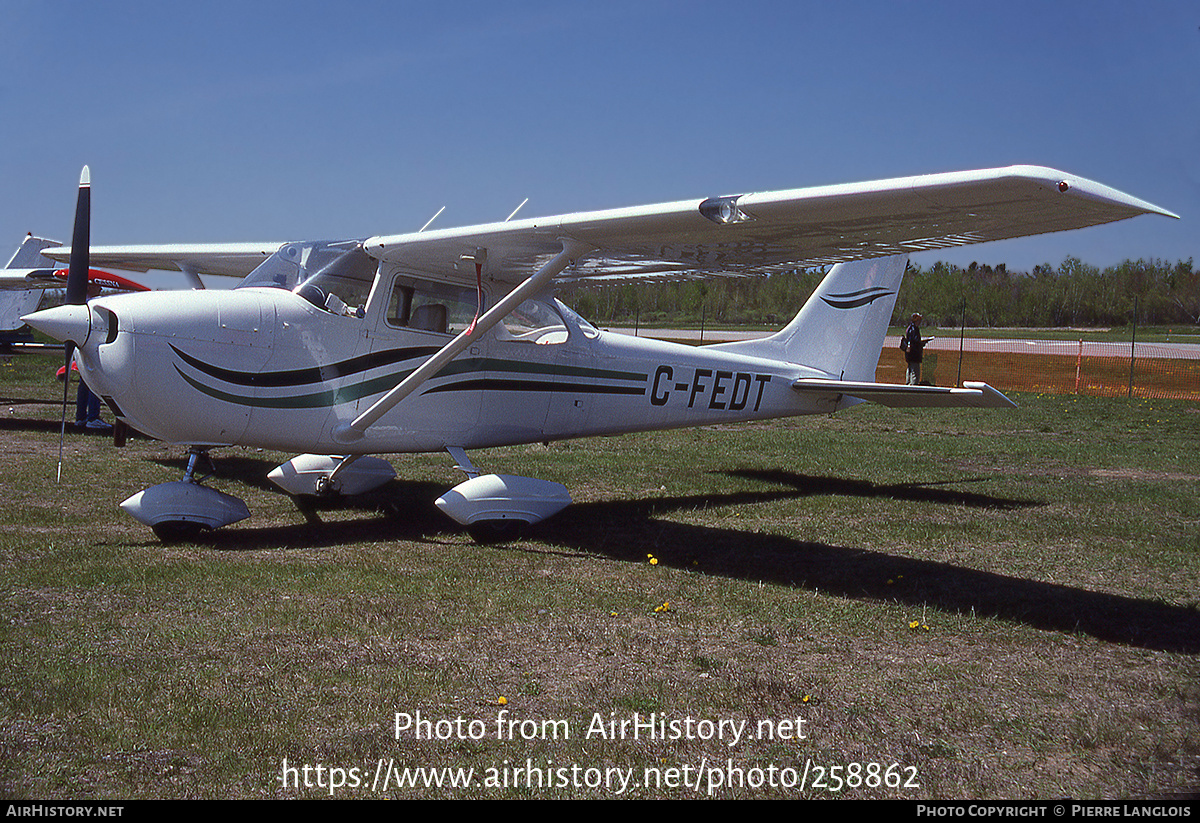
[182,446,211,484]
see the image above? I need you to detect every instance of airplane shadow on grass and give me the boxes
[159,457,1197,655]
[539,472,1200,655]
[0,405,82,436]
[0,408,150,438]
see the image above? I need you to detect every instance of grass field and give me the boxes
[0,347,1197,798]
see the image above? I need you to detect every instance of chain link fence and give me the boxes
[878,337,1200,400]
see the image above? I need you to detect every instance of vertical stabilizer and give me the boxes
[5,235,61,269]
[3,237,63,332]
[709,254,907,381]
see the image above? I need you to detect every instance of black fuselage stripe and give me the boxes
[170,344,439,387]
[422,378,646,396]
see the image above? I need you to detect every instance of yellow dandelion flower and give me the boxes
[909,620,920,629]
[498,696,507,705]
[649,557,658,565]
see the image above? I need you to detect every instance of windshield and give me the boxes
[238,240,377,317]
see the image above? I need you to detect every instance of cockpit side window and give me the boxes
[388,283,414,327]
[386,275,478,336]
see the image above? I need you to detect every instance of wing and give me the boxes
[363,165,1176,285]
[0,270,62,291]
[38,166,1174,286]
[41,242,284,278]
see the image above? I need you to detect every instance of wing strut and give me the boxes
[178,263,205,290]
[332,237,594,445]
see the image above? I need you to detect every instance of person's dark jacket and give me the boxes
[903,323,926,363]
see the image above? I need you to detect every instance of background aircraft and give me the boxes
[0,233,148,338]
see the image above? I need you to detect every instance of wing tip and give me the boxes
[962,381,1019,408]
[1004,165,1178,220]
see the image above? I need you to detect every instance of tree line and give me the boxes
[560,257,1199,330]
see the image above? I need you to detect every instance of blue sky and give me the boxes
[1,1,1195,285]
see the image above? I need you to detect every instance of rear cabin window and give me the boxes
[497,298,569,345]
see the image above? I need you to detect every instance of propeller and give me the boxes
[57,166,91,481]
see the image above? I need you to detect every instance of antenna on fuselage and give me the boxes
[418,206,446,233]
[505,198,529,222]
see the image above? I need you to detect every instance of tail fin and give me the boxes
[5,235,61,269]
[709,254,907,381]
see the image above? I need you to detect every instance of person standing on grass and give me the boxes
[902,312,928,385]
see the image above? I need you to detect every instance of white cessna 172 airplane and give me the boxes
[24,165,1176,541]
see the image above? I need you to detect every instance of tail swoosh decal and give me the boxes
[821,287,894,309]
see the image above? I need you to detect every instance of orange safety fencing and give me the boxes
[877,339,1200,401]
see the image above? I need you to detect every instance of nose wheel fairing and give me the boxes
[118,447,249,541]
[120,481,251,542]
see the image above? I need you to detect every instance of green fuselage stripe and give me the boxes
[173,350,649,409]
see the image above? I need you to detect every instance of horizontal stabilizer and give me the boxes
[792,378,1016,409]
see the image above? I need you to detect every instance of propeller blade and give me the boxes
[58,165,90,482]
[64,166,90,307]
